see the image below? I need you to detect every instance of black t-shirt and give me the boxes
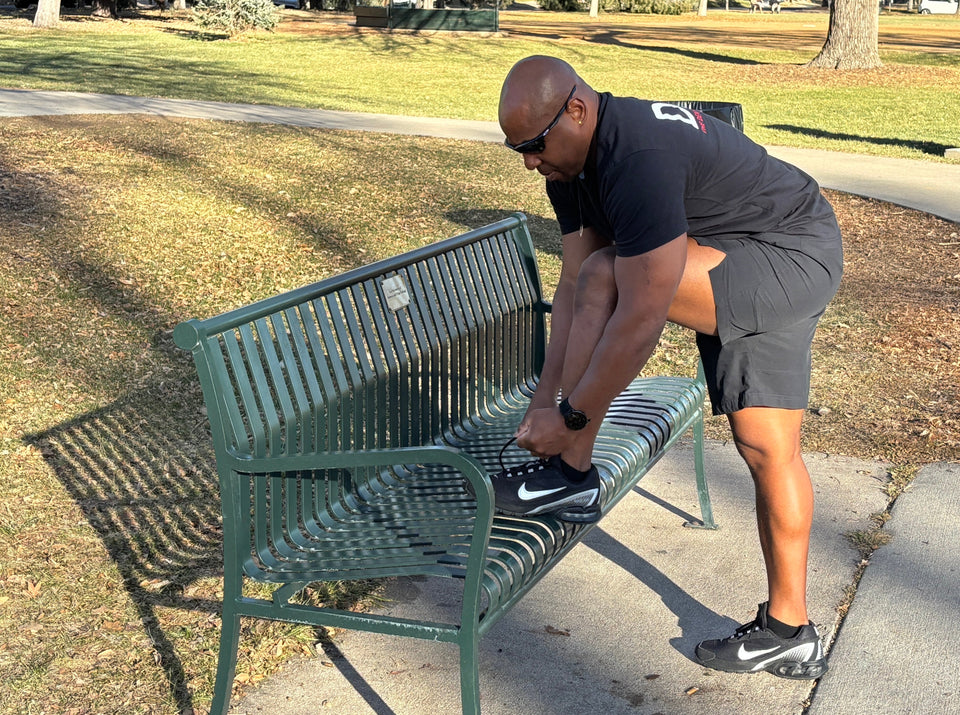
[546,94,837,257]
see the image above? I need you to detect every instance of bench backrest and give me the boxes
[173,214,546,464]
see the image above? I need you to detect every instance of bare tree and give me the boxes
[32,0,61,27]
[807,0,882,69]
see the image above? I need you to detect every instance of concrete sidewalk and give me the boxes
[233,443,893,715]
[808,462,960,715]
[2,88,959,224]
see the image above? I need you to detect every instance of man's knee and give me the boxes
[728,407,804,475]
[574,246,617,312]
[735,436,802,477]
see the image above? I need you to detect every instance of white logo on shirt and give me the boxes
[651,102,707,133]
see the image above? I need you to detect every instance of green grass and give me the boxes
[0,9,958,160]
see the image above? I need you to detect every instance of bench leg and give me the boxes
[209,604,242,715]
[459,630,482,715]
[686,406,718,530]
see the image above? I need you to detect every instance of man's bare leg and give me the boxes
[728,406,813,627]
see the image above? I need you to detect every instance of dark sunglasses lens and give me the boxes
[511,136,545,155]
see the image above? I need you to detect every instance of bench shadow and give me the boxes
[23,388,221,714]
[765,123,952,157]
[318,640,399,715]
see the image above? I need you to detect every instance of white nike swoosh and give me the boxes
[737,644,780,660]
[517,483,567,501]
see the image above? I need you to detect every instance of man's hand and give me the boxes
[515,406,571,459]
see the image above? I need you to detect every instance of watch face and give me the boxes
[565,411,589,430]
[560,398,590,430]
[564,408,589,431]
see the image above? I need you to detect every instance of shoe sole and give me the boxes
[494,503,602,524]
[770,658,828,680]
[696,653,829,680]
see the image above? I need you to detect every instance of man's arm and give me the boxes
[566,233,687,420]
[524,227,611,416]
[515,233,688,459]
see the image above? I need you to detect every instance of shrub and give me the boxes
[538,0,584,9]
[541,0,697,12]
[602,0,697,12]
[192,0,281,35]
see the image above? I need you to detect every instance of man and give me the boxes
[495,56,843,680]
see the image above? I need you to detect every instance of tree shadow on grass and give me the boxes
[24,388,221,714]
[591,33,762,66]
[766,124,952,157]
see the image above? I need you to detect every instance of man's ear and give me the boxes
[568,97,587,127]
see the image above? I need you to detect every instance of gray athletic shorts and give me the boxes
[693,224,843,416]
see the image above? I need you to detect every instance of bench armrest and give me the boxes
[225,445,495,625]
[224,445,494,515]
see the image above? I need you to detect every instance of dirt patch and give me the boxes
[803,189,960,464]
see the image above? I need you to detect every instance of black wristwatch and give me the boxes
[559,398,590,431]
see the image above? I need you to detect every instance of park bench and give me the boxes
[173,213,717,715]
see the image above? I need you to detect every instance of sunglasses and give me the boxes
[504,86,577,155]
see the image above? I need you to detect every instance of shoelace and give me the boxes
[733,617,764,639]
[496,436,549,479]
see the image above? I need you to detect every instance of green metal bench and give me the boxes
[173,213,716,715]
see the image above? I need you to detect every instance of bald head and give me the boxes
[499,56,582,130]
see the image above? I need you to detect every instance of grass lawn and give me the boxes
[0,7,958,159]
[0,8,958,715]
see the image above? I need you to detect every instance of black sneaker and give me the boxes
[490,454,603,523]
[695,602,828,679]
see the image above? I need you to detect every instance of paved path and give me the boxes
[2,87,957,714]
[2,88,959,223]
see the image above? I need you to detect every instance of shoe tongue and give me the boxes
[757,602,771,630]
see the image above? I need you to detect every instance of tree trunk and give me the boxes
[807,0,882,69]
[589,0,598,18]
[32,0,61,27]
[698,0,707,16]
